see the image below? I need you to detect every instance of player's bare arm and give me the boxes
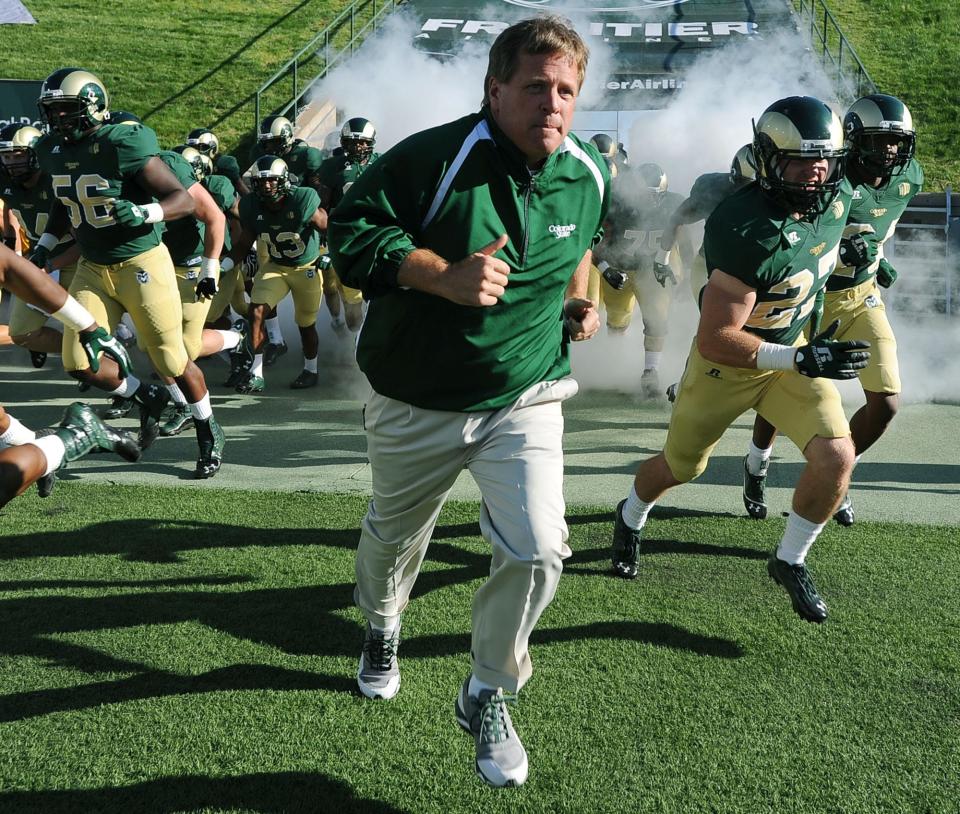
[188,179,226,261]
[696,269,761,367]
[137,156,195,221]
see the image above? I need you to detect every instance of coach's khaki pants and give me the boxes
[355,378,577,692]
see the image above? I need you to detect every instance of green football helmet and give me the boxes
[589,133,620,177]
[0,123,42,182]
[730,143,757,186]
[752,95,846,215]
[250,154,291,203]
[186,128,220,158]
[173,144,210,182]
[109,110,141,125]
[38,67,109,142]
[257,116,294,156]
[844,94,916,180]
[637,162,668,204]
[340,117,376,163]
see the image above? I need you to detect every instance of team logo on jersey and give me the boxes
[51,146,60,154]
[136,271,150,284]
[865,294,880,308]
[786,231,800,245]
[65,162,80,170]
[898,183,911,196]
[2,188,10,195]
[852,189,862,200]
[287,212,295,219]
[809,241,827,257]
[548,223,576,239]
[870,208,888,218]
[706,368,721,379]
[89,144,100,155]
[831,199,845,219]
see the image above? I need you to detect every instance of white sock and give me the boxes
[746,440,773,476]
[304,355,318,374]
[189,393,213,421]
[166,383,188,406]
[776,512,826,565]
[31,435,66,476]
[468,674,499,697]
[370,619,400,638]
[621,485,655,530]
[216,329,241,351]
[266,317,283,345]
[251,353,264,378]
[0,416,36,447]
[331,312,346,327]
[643,351,661,371]
[110,374,141,398]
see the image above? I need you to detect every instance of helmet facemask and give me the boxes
[341,137,373,164]
[754,134,846,217]
[850,129,915,180]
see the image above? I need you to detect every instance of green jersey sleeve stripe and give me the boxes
[421,119,494,230]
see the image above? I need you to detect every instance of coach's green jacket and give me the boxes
[328,109,609,412]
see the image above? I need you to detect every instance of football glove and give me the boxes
[653,249,676,287]
[28,244,50,271]
[242,248,259,280]
[195,257,219,301]
[79,326,132,378]
[2,235,16,250]
[876,258,898,288]
[112,199,163,228]
[838,232,878,270]
[794,320,870,380]
[597,261,626,290]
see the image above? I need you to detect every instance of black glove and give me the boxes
[28,244,50,270]
[794,320,870,380]
[195,277,218,300]
[807,288,825,338]
[599,264,626,290]
[876,258,898,288]
[838,232,879,270]
[653,262,677,287]
[2,235,16,251]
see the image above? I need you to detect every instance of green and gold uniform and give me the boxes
[33,123,188,377]
[249,140,322,189]
[682,171,743,300]
[664,181,854,481]
[823,158,923,394]
[204,174,245,322]
[238,185,322,327]
[1,172,77,337]
[317,151,381,305]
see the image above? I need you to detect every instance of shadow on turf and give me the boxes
[0,771,408,814]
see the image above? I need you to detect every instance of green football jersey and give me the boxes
[597,171,684,270]
[827,157,923,291]
[204,174,236,252]
[0,173,75,260]
[317,152,381,210]
[250,140,322,187]
[238,185,321,267]
[33,123,164,264]
[685,171,738,222]
[157,150,204,267]
[704,180,854,344]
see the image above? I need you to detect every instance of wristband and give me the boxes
[220,256,235,274]
[597,260,611,273]
[36,232,59,252]
[200,257,219,279]
[51,295,96,332]
[141,202,165,224]
[756,342,796,371]
[655,249,671,266]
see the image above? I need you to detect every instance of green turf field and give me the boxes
[0,485,957,812]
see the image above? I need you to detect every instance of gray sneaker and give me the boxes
[455,679,528,787]
[357,622,401,700]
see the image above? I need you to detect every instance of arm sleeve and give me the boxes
[116,124,161,178]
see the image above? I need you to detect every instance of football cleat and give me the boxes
[102,395,136,420]
[30,351,47,368]
[665,382,678,403]
[37,471,57,498]
[194,417,225,479]
[742,455,769,520]
[767,553,828,623]
[833,494,855,527]
[357,622,401,700]
[639,369,661,400]
[54,402,142,464]
[134,384,169,450]
[227,318,254,380]
[235,372,265,394]
[160,404,194,437]
[611,499,642,579]
[456,679,528,788]
[290,370,318,389]
[263,341,288,367]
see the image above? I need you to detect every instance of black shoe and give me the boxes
[134,384,168,450]
[30,350,47,368]
[665,382,678,403]
[611,499,641,579]
[194,417,225,479]
[227,318,254,384]
[264,341,288,367]
[54,402,142,464]
[102,396,137,420]
[833,494,855,527]
[160,404,194,437]
[290,369,318,389]
[742,455,768,520]
[37,470,57,498]
[767,553,828,623]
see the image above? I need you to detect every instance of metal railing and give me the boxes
[792,0,877,103]
[254,0,405,133]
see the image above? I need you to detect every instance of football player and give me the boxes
[30,68,226,479]
[186,127,249,197]
[316,117,379,338]
[610,97,870,624]
[0,123,82,367]
[249,115,323,192]
[592,161,694,398]
[228,155,326,391]
[742,94,922,526]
